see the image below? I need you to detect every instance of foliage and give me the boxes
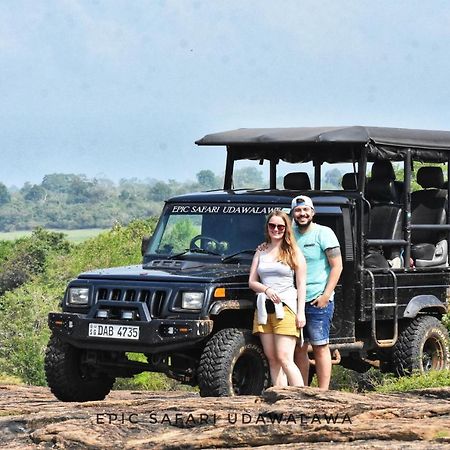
[0,219,156,386]
[374,370,450,393]
[160,218,200,254]
[0,228,72,295]
[443,313,450,332]
[0,182,11,205]
[393,162,447,191]
[0,283,62,385]
[112,353,195,391]
[67,218,157,276]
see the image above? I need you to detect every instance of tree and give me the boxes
[148,181,172,201]
[233,167,264,189]
[24,185,47,202]
[324,168,342,188]
[0,183,11,205]
[196,170,221,190]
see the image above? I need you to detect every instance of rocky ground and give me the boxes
[1,384,450,449]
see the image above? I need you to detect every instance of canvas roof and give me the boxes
[196,126,450,163]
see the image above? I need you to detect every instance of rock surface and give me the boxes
[1,384,450,449]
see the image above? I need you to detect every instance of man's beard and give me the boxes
[295,217,313,230]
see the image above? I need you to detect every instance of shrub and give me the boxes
[0,283,61,385]
[374,370,450,393]
[0,219,157,386]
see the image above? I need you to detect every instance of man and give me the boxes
[291,195,342,390]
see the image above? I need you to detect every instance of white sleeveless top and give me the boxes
[257,251,298,313]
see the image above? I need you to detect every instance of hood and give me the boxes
[78,262,250,284]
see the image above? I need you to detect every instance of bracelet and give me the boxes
[264,287,271,294]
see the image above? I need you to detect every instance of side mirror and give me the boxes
[141,236,150,257]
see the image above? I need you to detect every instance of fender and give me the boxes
[209,299,254,315]
[403,295,447,318]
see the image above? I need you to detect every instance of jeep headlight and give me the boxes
[68,287,90,305]
[181,292,204,310]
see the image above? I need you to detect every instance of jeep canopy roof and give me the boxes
[196,126,450,163]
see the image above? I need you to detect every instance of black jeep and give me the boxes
[45,126,450,401]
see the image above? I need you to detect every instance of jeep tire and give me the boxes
[45,334,115,402]
[392,316,450,376]
[198,328,270,397]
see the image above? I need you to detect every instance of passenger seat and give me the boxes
[283,172,311,190]
[411,166,448,267]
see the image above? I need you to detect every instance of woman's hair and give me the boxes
[264,210,298,269]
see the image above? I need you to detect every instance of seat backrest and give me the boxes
[283,172,311,190]
[411,166,447,245]
[366,180,403,259]
[368,160,404,202]
[341,172,357,190]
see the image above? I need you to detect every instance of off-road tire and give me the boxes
[45,334,115,402]
[392,316,450,376]
[198,328,270,397]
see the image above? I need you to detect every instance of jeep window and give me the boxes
[147,204,275,258]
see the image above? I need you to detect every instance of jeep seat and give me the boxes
[283,172,311,190]
[365,180,403,262]
[341,172,357,190]
[368,160,404,203]
[411,166,448,267]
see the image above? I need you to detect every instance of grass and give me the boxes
[0,228,107,243]
[374,369,450,393]
[0,373,23,385]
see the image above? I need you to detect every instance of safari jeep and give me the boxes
[45,126,450,401]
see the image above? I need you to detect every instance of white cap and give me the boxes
[291,195,315,210]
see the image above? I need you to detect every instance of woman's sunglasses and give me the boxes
[268,223,286,231]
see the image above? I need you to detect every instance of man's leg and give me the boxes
[312,344,332,390]
[294,341,309,385]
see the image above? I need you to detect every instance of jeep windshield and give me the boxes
[146,203,285,261]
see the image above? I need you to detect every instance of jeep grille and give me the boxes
[95,287,167,317]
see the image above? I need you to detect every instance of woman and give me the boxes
[249,210,306,387]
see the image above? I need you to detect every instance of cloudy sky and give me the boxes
[1,0,450,187]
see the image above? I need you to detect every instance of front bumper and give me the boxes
[48,312,214,353]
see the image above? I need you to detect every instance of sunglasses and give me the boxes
[268,222,286,231]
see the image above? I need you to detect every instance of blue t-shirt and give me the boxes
[293,223,340,302]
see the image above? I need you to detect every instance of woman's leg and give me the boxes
[259,333,287,386]
[274,334,304,386]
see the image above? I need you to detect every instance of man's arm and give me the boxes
[311,247,343,308]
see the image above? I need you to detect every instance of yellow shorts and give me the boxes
[252,305,300,337]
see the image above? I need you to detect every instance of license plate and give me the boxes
[88,323,140,340]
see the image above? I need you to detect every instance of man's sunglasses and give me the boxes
[268,223,286,231]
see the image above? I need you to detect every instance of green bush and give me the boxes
[0,219,157,386]
[0,228,71,295]
[374,370,450,393]
[112,353,197,392]
[0,283,61,385]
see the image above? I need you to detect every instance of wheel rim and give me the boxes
[232,350,265,395]
[422,335,445,371]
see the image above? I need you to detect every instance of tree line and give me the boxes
[0,168,265,232]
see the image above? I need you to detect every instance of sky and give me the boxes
[1,0,450,187]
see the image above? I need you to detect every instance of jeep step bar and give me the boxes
[364,268,399,348]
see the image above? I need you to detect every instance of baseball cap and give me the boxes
[291,195,315,210]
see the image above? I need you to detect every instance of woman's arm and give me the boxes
[249,251,265,293]
[295,249,307,328]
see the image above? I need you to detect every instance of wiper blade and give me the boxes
[166,248,221,259]
[167,250,189,259]
[221,249,255,263]
[189,248,221,256]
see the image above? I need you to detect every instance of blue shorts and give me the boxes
[303,300,334,346]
